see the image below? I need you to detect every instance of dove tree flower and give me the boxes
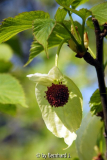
[27,66,83,148]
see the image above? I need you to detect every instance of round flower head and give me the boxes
[27,66,83,148]
[45,82,69,107]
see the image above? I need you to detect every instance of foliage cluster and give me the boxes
[0,0,107,159]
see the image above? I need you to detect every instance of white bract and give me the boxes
[27,66,83,148]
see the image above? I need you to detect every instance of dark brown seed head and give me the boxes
[45,82,69,107]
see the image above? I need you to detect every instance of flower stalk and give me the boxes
[68,11,81,44]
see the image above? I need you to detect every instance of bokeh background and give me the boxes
[0,0,107,160]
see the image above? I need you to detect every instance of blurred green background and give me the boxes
[0,0,107,159]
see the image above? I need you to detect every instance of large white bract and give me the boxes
[27,66,83,148]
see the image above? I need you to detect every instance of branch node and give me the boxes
[92,17,101,32]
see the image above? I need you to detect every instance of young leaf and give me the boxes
[55,0,74,6]
[89,89,103,115]
[71,0,89,9]
[0,11,49,43]
[33,19,56,57]
[25,34,62,66]
[53,21,71,38]
[78,8,92,21]
[91,2,107,25]
[0,103,16,116]
[0,74,27,108]
[55,7,67,22]
[25,21,71,66]
[76,112,103,160]
[58,5,91,20]
[87,2,107,28]
[25,41,44,66]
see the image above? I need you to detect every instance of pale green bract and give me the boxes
[27,66,83,148]
[76,112,103,160]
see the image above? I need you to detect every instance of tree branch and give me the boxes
[83,51,98,67]
[83,18,107,158]
[92,17,103,64]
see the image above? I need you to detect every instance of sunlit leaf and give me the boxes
[76,112,103,160]
[91,2,107,25]
[55,6,67,22]
[0,74,27,107]
[89,89,103,115]
[53,21,71,39]
[55,0,74,6]
[78,8,92,21]
[71,0,89,8]
[33,18,56,57]
[0,11,49,43]
[25,34,61,66]
[25,21,71,66]
[87,2,107,28]
[58,5,91,20]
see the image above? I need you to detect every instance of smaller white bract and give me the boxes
[27,66,83,149]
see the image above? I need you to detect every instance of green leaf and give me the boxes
[78,8,92,21]
[33,18,56,57]
[91,2,107,25]
[6,36,23,57]
[0,74,27,107]
[76,112,103,160]
[25,35,61,66]
[55,0,91,19]
[55,0,74,6]
[71,0,89,8]
[25,21,71,66]
[0,11,49,43]
[0,60,13,73]
[0,103,16,116]
[58,5,91,20]
[55,7,67,22]
[89,89,103,115]
[86,17,94,29]
[25,41,44,66]
[0,43,13,61]
[53,21,71,38]
[87,2,107,28]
